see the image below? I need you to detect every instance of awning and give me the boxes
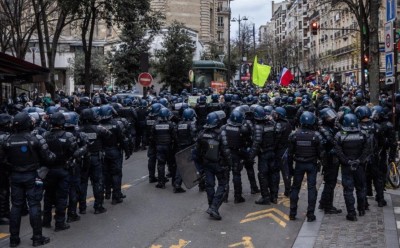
[0,52,49,83]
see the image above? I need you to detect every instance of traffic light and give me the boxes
[311,21,318,35]
[363,55,369,65]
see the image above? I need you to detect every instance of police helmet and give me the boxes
[110,103,123,112]
[182,108,196,121]
[228,109,244,126]
[354,106,371,120]
[149,103,162,117]
[100,105,117,120]
[259,94,269,103]
[50,112,66,127]
[92,96,102,106]
[264,105,274,116]
[80,109,97,123]
[46,106,59,115]
[211,94,219,102]
[63,112,79,127]
[287,97,295,104]
[224,94,232,103]
[320,108,337,124]
[371,105,384,121]
[254,105,267,120]
[301,98,310,107]
[342,113,359,131]
[159,107,171,120]
[80,96,91,106]
[204,112,221,129]
[13,112,33,131]
[300,111,316,127]
[232,94,240,103]
[274,107,287,119]
[159,98,169,107]
[198,95,207,104]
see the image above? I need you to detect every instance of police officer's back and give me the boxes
[0,112,55,247]
[288,111,323,222]
[42,112,78,231]
[334,113,369,221]
[196,111,229,220]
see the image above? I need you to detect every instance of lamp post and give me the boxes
[29,45,38,64]
[231,15,248,61]
[227,0,233,84]
[231,14,248,81]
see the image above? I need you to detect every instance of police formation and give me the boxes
[0,86,398,246]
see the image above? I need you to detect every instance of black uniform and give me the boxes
[0,128,55,246]
[42,129,78,230]
[288,127,323,221]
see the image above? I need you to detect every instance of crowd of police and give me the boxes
[0,83,398,247]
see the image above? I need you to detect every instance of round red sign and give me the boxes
[138,72,153,87]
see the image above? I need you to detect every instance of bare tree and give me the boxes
[0,0,36,59]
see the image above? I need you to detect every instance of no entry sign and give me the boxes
[138,72,153,87]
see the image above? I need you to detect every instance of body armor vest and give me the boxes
[44,130,68,166]
[101,120,120,148]
[224,125,242,150]
[81,124,102,153]
[261,122,276,151]
[294,130,318,162]
[154,121,172,145]
[339,132,365,160]
[6,133,39,172]
[177,121,192,147]
[201,131,220,162]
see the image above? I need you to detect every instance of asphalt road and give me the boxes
[0,150,311,248]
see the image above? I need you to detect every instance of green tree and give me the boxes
[68,51,108,87]
[154,21,196,93]
[108,0,163,88]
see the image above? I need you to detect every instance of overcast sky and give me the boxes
[230,0,272,40]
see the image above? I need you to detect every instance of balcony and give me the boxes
[332,45,355,56]
[217,24,224,30]
[217,7,230,14]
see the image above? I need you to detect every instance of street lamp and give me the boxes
[29,45,38,64]
[231,15,248,61]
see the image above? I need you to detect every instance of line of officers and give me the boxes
[0,91,397,246]
[141,93,397,223]
[0,103,134,247]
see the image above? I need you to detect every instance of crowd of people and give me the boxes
[0,81,398,247]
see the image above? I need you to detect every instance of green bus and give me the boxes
[192,60,227,92]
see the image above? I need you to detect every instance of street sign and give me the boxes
[385,22,394,52]
[138,72,153,87]
[387,0,397,22]
[386,53,394,77]
[386,76,395,85]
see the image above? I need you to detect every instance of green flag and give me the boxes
[252,55,271,87]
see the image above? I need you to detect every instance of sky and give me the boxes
[230,0,272,40]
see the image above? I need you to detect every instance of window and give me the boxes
[218,16,224,27]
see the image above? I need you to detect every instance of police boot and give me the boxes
[233,184,245,204]
[32,236,50,247]
[206,207,222,221]
[55,223,70,232]
[94,206,107,215]
[346,213,358,221]
[9,236,20,247]
[289,208,297,220]
[173,187,186,193]
[149,176,158,183]
[255,174,270,205]
[306,212,316,222]
[67,213,80,223]
[325,206,342,214]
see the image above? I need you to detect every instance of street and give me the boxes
[0,150,310,248]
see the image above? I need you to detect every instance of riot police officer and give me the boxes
[355,105,384,208]
[273,107,292,197]
[146,103,162,183]
[135,99,148,150]
[207,94,222,113]
[318,108,342,214]
[150,108,178,189]
[0,114,12,225]
[288,111,323,222]
[79,109,111,214]
[249,106,281,205]
[0,112,55,247]
[174,108,198,193]
[220,109,248,203]
[197,111,229,220]
[62,111,88,223]
[371,105,398,206]
[99,105,130,204]
[334,113,369,221]
[195,95,208,129]
[42,112,78,231]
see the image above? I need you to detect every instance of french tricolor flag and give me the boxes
[279,67,294,87]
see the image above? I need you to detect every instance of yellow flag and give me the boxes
[252,55,271,87]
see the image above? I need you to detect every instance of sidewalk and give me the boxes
[293,183,399,248]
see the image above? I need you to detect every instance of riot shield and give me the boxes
[175,145,200,189]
